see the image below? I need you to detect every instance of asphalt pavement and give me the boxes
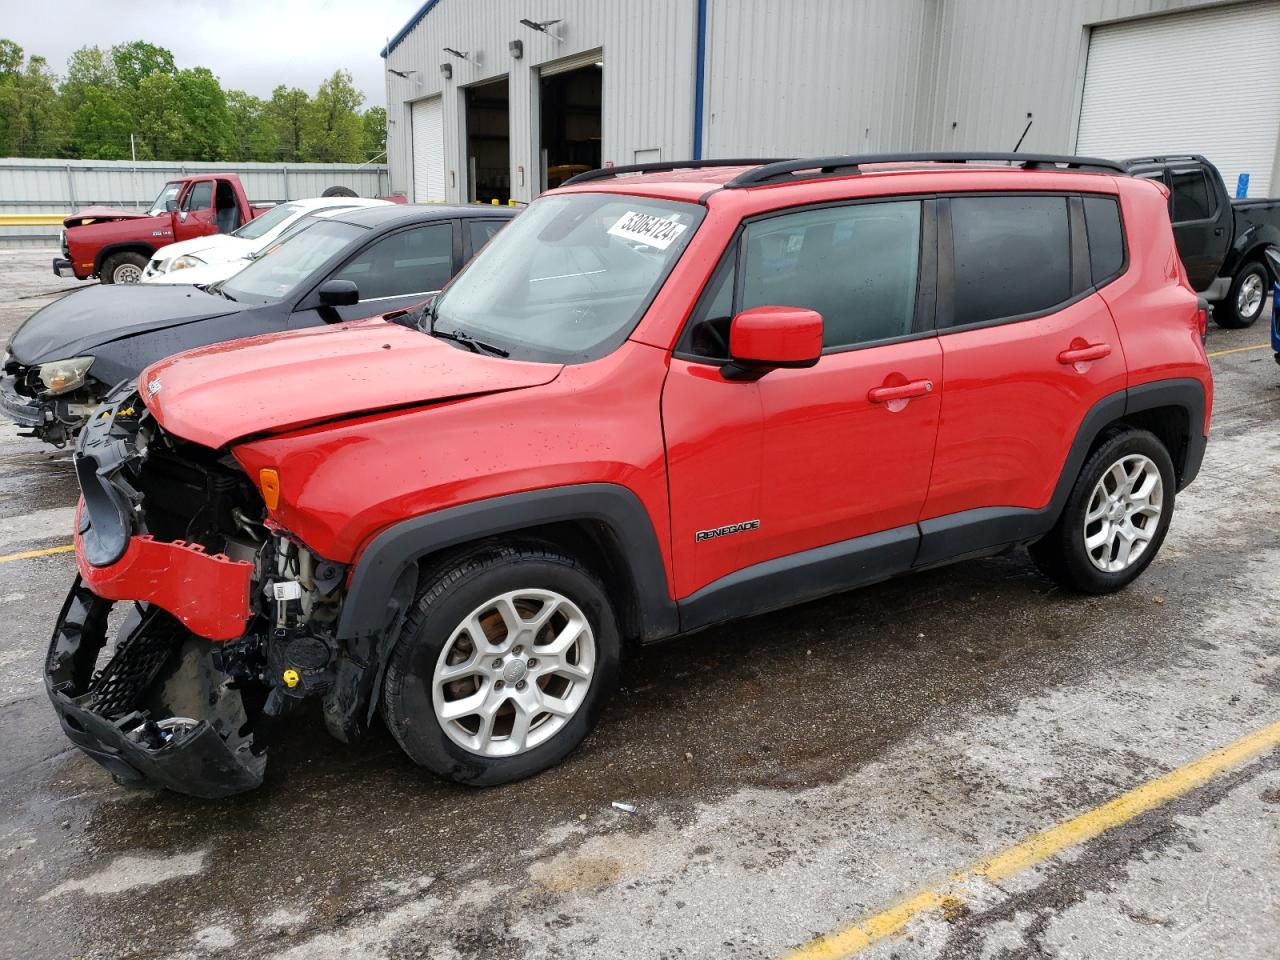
[0,250,1276,960]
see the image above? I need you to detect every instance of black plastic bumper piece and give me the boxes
[45,579,266,800]
[0,375,48,429]
[53,257,76,279]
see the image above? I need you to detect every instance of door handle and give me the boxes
[1057,343,1111,365]
[868,379,933,403]
[1213,227,1224,236]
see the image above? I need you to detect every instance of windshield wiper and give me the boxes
[204,279,236,302]
[431,328,509,358]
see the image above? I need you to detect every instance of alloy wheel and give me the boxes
[1237,272,1265,320]
[1083,453,1163,573]
[432,588,596,757]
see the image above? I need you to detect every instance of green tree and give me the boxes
[0,39,22,155]
[266,84,309,161]
[110,40,175,89]
[226,90,277,161]
[129,71,185,159]
[300,69,363,162]
[62,46,131,159]
[361,105,386,160]
[13,55,68,156]
[0,43,67,156]
[173,66,233,160]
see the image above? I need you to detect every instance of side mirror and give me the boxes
[318,279,360,307]
[723,305,823,380]
[165,200,178,212]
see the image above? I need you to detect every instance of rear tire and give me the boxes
[1215,260,1268,328]
[381,543,620,786]
[1029,428,1175,594]
[101,252,149,285]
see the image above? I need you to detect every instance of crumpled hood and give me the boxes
[140,318,564,448]
[6,283,241,365]
[63,205,152,228]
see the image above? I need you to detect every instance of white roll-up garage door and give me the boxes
[1076,1,1280,197]
[412,96,446,202]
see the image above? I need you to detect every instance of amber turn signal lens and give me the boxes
[259,468,281,510]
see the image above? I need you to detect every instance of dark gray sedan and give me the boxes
[2,204,514,445]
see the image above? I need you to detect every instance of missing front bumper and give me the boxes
[45,578,266,799]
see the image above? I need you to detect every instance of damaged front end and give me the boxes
[0,358,101,447]
[45,387,359,799]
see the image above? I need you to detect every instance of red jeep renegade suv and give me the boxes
[48,154,1212,798]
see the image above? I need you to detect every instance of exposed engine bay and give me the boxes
[44,387,358,799]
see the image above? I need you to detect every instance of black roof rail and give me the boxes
[560,158,783,187]
[1121,154,1209,167]
[723,152,1127,188]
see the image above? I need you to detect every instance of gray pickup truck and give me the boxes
[1124,155,1280,328]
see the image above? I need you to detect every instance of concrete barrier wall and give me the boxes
[0,159,391,248]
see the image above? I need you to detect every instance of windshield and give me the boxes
[232,202,301,241]
[147,182,182,216]
[432,193,704,362]
[221,219,365,303]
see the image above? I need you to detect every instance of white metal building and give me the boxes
[383,0,1280,205]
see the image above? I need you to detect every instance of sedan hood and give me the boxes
[7,283,242,365]
[140,318,563,448]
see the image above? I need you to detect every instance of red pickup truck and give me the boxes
[54,173,274,284]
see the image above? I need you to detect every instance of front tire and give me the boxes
[101,252,148,285]
[1029,428,1175,594]
[1215,260,1269,328]
[381,543,620,786]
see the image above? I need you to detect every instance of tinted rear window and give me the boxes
[949,195,1071,326]
[1170,169,1211,222]
[1083,196,1125,285]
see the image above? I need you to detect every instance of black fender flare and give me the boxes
[94,241,158,276]
[335,483,680,644]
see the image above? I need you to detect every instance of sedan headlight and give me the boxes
[170,255,205,272]
[38,357,94,395]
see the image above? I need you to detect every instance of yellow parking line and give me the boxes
[781,717,1280,960]
[1207,343,1269,358]
[0,543,75,564]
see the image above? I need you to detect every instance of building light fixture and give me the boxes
[519,17,564,42]
[440,63,452,79]
[509,39,524,59]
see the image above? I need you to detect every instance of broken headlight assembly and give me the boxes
[37,356,94,395]
[168,254,205,272]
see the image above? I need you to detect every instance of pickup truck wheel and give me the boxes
[101,252,148,285]
[1216,260,1269,328]
[381,544,620,786]
[1029,428,1175,594]
[321,185,358,198]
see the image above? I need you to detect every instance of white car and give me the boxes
[141,196,391,284]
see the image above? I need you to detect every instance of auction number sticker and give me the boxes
[608,211,687,250]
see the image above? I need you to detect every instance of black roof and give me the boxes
[328,203,518,229]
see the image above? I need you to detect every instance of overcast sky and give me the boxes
[1,0,418,106]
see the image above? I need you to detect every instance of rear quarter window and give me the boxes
[1082,195,1125,286]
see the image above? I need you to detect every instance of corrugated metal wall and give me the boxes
[701,0,939,155]
[384,0,697,204]
[916,0,1253,154]
[385,0,1274,192]
[0,159,390,248]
